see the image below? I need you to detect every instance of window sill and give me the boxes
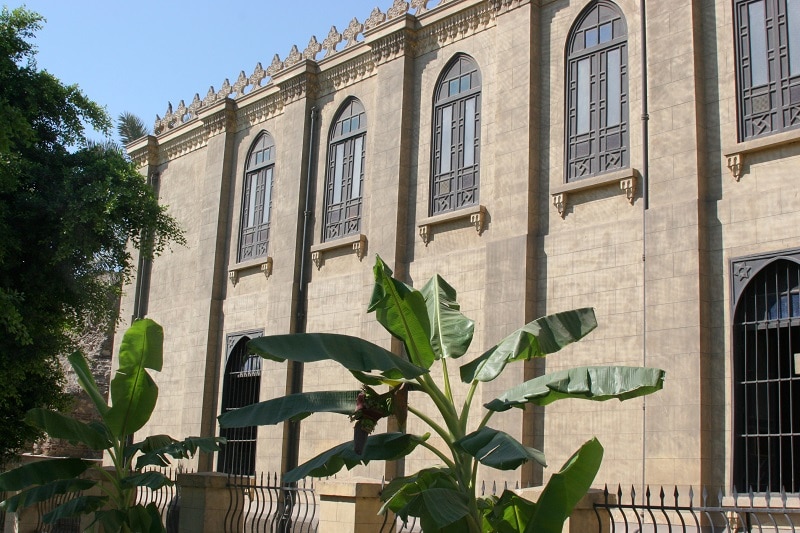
[310,233,367,270]
[551,168,638,218]
[418,204,486,246]
[228,257,273,286]
[724,128,800,181]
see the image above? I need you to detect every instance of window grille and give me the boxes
[238,133,275,262]
[431,55,481,216]
[733,256,800,492]
[324,98,366,241]
[565,1,629,181]
[734,0,800,140]
[217,333,262,476]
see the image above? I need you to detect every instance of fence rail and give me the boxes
[225,472,318,533]
[134,466,183,532]
[594,484,800,532]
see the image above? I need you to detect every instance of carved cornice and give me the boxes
[318,54,376,96]
[279,73,318,105]
[370,30,415,65]
[152,0,518,136]
[237,92,285,130]
[129,136,159,169]
[203,100,237,138]
[158,127,208,163]
[416,2,497,55]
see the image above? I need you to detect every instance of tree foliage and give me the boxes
[0,7,184,464]
[117,112,149,146]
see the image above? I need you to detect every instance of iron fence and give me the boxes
[225,472,318,532]
[134,466,183,532]
[35,490,81,533]
[594,484,800,532]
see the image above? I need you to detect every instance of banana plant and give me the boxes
[0,319,224,533]
[219,256,664,532]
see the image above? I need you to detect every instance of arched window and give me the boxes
[732,255,800,492]
[734,0,800,140]
[238,132,275,262]
[431,54,481,216]
[217,334,262,475]
[324,98,366,241]
[565,1,628,181]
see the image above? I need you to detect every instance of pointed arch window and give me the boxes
[324,99,366,241]
[238,132,275,262]
[217,332,262,475]
[732,253,800,492]
[734,0,800,140]
[431,55,481,216]
[565,1,629,181]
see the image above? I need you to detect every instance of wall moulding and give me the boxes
[723,128,800,181]
[551,168,639,218]
[309,234,367,270]
[418,204,486,246]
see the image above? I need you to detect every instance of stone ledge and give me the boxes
[310,233,367,269]
[418,204,486,245]
[724,127,800,181]
[317,477,383,499]
[551,168,638,218]
[228,256,273,286]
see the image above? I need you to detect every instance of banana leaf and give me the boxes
[0,458,91,491]
[421,274,474,360]
[68,351,109,415]
[283,432,428,482]
[368,255,437,369]
[120,471,172,490]
[481,490,536,533]
[486,366,666,411]
[41,495,106,524]
[105,318,163,437]
[247,333,427,380]
[132,435,225,470]
[454,427,547,470]
[0,479,95,512]
[218,390,360,428]
[24,408,111,450]
[524,438,603,533]
[460,308,598,383]
[380,468,471,531]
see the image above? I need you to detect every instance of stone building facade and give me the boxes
[118,0,800,495]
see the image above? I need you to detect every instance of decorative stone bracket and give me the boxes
[310,234,367,270]
[551,169,638,218]
[724,128,800,181]
[418,204,486,245]
[228,256,273,286]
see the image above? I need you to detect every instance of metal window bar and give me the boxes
[735,260,800,493]
[134,466,185,532]
[593,483,800,532]
[225,472,318,533]
[219,339,262,476]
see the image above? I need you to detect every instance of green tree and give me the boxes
[0,7,184,464]
[117,112,149,146]
[220,256,665,532]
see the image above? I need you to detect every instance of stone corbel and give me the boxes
[553,193,566,218]
[727,154,743,181]
[353,234,367,261]
[228,270,239,287]
[470,209,486,235]
[312,251,322,270]
[419,225,431,246]
[619,177,636,204]
[261,257,273,279]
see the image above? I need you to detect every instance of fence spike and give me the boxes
[492,481,497,495]
[481,480,486,496]
[645,485,652,504]
[673,485,679,505]
[659,486,665,505]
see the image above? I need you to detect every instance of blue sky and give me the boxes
[6,0,385,142]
